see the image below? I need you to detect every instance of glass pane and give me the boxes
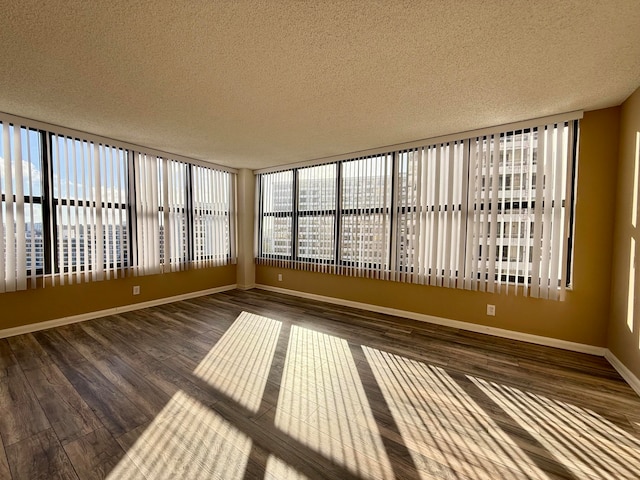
[1,202,45,272]
[342,156,391,210]
[0,124,43,198]
[25,203,44,271]
[56,205,128,270]
[192,167,231,261]
[298,215,334,260]
[340,213,389,265]
[298,164,336,211]
[51,137,128,203]
[261,216,291,256]
[262,171,293,213]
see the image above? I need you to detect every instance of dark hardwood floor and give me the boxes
[1,288,639,479]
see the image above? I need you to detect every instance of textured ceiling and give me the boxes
[1,1,639,170]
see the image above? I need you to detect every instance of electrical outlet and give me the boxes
[487,304,495,316]
[133,285,140,295]
[278,273,283,282]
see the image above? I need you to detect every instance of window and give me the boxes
[0,113,236,292]
[394,143,467,287]
[256,114,579,300]
[192,166,235,267]
[50,135,129,283]
[259,170,293,258]
[0,123,44,291]
[297,164,336,262]
[340,155,392,277]
[135,154,235,275]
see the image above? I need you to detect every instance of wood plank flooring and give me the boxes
[0,288,639,479]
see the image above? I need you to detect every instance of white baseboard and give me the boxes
[236,283,256,291]
[0,284,238,339]
[255,284,606,356]
[604,350,640,397]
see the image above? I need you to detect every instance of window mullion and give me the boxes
[335,162,343,271]
[388,151,399,280]
[186,163,194,263]
[292,169,299,262]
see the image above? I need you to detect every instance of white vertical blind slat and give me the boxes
[549,124,566,301]
[444,144,455,288]
[80,141,89,283]
[162,158,171,272]
[479,137,490,292]
[71,139,81,284]
[14,126,26,291]
[63,138,73,285]
[540,125,555,299]
[497,135,507,294]
[26,128,36,288]
[530,127,545,298]
[522,131,534,296]
[406,151,415,284]
[56,137,65,285]
[465,139,478,290]
[87,142,96,281]
[416,148,426,284]
[110,147,119,279]
[229,171,237,264]
[460,140,472,290]
[133,152,142,276]
[487,135,500,293]
[559,123,575,301]
[0,123,7,293]
[106,146,115,280]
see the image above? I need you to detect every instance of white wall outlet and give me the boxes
[133,285,141,295]
[487,304,496,316]
[278,273,283,282]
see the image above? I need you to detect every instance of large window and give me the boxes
[0,124,44,291]
[298,163,336,262]
[192,165,234,267]
[259,170,294,259]
[256,115,579,300]
[50,135,129,283]
[340,155,392,277]
[0,113,236,292]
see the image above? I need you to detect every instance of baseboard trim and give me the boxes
[604,350,640,397]
[0,284,238,339]
[255,284,606,356]
[236,283,256,291]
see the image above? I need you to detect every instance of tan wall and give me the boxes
[237,169,256,289]
[609,86,640,379]
[0,265,236,331]
[257,108,621,347]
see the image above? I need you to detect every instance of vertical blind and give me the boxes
[0,113,236,292]
[51,134,129,285]
[340,155,392,279]
[192,165,236,268]
[256,113,579,300]
[463,123,576,300]
[0,122,41,292]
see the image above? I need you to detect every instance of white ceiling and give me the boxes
[1,1,639,170]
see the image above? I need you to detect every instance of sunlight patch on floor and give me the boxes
[264,455,310,480]
[193,311,282,412]
[470,376,640,479]
[275,325,394,480]
[107,391,251,479]
[363,347,550,480]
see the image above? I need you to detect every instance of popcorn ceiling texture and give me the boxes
[1,0,639,169]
